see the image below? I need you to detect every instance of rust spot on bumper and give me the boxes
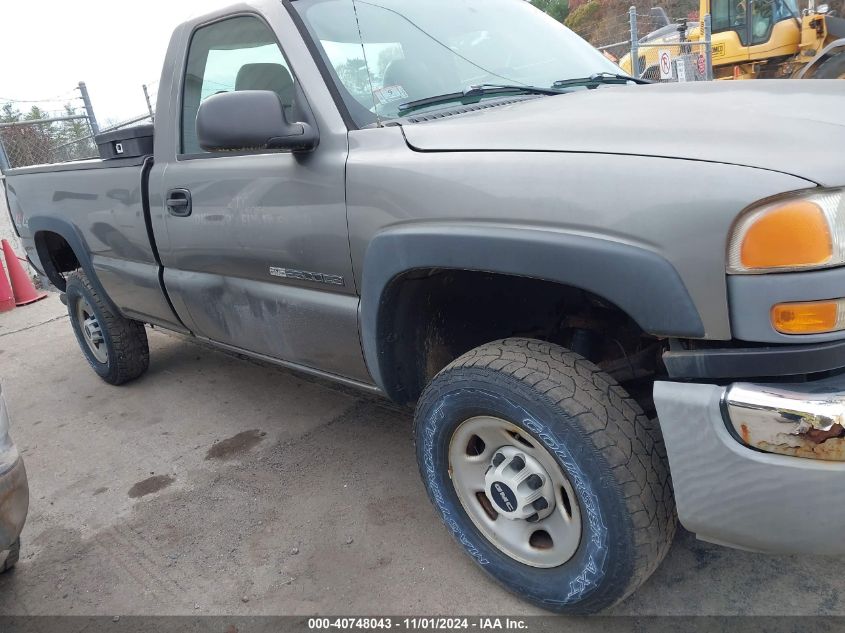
[725,383,845,462]
[752,423,845,462]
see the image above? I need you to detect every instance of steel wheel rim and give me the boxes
[76,297,108,364]
[448,416,582,568]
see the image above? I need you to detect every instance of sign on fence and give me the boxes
[627,8,713,82]
[658,50,673,80]
[676,59,687,82]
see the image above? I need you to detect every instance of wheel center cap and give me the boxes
[83,317,99,339]
[484,445,556,521]
[489,481,518,513]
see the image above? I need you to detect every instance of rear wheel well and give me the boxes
[33,231,80,291]
[376,269,663,409]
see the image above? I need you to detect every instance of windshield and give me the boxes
[293,0,620,126]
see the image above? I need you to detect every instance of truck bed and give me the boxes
[4,156,184,331]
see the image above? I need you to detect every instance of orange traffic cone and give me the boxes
[0,259,14,313]
[1,239,47,306]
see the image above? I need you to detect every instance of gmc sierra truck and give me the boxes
[3,0,845,614]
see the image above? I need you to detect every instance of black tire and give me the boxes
[814,53,845,79]
[1,538,20,573]
[66,270,149,385]
[414,338,676,614]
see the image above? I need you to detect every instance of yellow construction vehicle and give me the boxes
[619,0,845,79]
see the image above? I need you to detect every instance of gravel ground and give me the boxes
[0,295,843,616]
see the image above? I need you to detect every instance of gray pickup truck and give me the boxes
[3,0,845,613]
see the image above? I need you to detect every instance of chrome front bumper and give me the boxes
[654,378,845,555]
[725,382,845,461]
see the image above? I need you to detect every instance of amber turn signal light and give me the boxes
[771,300,845,334]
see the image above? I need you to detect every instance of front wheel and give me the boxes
[414,338,676,614]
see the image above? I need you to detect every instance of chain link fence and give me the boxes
[0,113,154,171]
[567,5,713,82]
[631,10,713,81]
[574,8,661,58]
[0,113,98,169]
[0,82,155,172]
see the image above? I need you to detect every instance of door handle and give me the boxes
[166,188,192,217]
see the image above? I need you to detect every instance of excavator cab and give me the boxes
[707,0,802,73]
[710,0,800,44]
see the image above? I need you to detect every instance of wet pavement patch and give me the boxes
[128,474,175,498]
[205,429,266,461]
[93,486,108,496]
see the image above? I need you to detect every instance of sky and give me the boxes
[1,0,226,125]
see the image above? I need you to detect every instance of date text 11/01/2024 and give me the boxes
[307,618,528,630]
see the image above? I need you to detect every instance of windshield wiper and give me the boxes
[552,72,652,89]
[398,84,561,114]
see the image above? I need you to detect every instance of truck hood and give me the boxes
[401,80,845,187]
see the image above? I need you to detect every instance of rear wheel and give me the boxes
[414,338,676,614]
[814,52,845,79]
[66,270,149,385]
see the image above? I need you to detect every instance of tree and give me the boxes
[336,58,373,104]
[0,101,94,168]
[564,0,603,39]
[1,103,22,124]
[531,0,570,23]
[376,45,403,81]
[53,104,96,162]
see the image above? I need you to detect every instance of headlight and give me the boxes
[727,188,845,274]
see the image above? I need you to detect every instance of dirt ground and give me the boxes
[0,294,843,616]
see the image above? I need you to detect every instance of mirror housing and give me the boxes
[196,90,318,153]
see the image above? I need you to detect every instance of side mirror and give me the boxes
[196,90,318,153]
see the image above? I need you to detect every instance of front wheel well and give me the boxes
[375,269,664,408]
[33,230,80,291]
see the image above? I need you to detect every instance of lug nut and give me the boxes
[533,497,549,511]
[510,455,525,471]
[526,474,543,490]
[526,513,539,523]
[492,452,505,467]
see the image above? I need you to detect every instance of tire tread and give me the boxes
[434,337,676,605]
[67,270,149,385]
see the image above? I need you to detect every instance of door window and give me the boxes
[182,16,295,154]
[750,0,776,44]
[750,0,798,44]
[711,0,749,45]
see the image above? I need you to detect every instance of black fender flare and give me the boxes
[360,224,704,394]
[29,216,120,315]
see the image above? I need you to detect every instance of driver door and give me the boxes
[149,13,371,384]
